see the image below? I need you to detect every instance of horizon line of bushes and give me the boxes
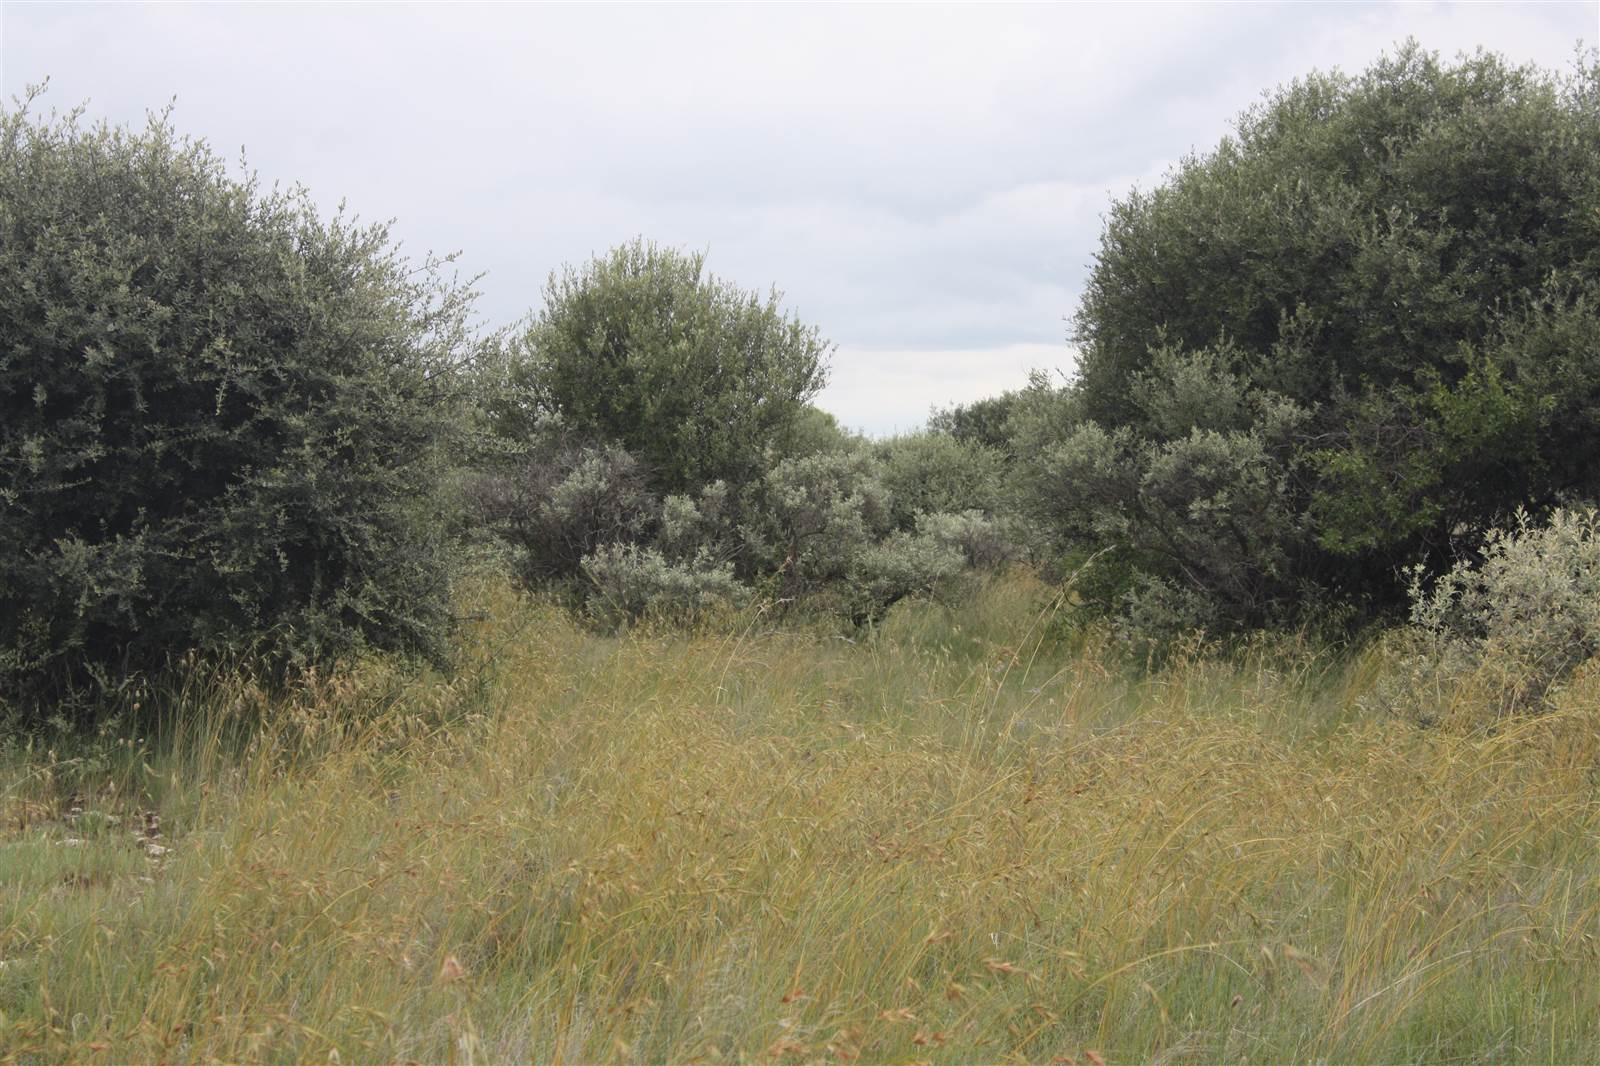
[4,40,1600,724]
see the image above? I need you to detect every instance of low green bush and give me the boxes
[581,543,749,630]
[847,528,966,626]
[468,440,659,586]
[1390,507,1600,721]
[739,447,892,598]
[915,510,1019,571]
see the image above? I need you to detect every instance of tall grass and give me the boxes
[3,571,1599,1063]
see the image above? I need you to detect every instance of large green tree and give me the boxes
[0,96,476,711]
[496,240,831,492]
[1022,44,1600,636]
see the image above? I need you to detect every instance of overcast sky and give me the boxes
[3,2,1594,434]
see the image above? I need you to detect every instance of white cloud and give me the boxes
[821,343,1070,437]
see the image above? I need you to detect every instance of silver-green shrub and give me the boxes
[876,431,1005,530]
[846,529,967,625]
[734,449,973,623]
[1396,507,1600,719]
[914,510,1019,571]
[470,442,658,585]
[580,544,749,630]
[658,481,735,564]
[739,447,892,594]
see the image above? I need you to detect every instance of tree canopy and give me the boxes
[1021,44,1600,636]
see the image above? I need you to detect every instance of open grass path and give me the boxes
[3,574,1599,1062]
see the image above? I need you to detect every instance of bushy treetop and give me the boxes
[1027,44,1600,637]
[495,239,831,493]
[1075,44,1600,431]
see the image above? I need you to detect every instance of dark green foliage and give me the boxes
[0,96,474,710]
[928,391,1022,455]
[495,240,832,494]
[466,438,658,587]
[1025,45,1600,639]
[773,404,863,459]
[475,239,987,628]
[1075,46,1600,432]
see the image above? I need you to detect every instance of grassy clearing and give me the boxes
[2,572,1599,1063]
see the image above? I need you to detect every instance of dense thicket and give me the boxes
[1019,45,1600,638]
[472,241,1021,628]
[0,98,474,710]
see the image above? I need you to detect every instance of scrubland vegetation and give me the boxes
[4,42,1600,1063]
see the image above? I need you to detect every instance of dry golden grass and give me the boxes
[3,571,1599,1063]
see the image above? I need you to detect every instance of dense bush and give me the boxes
[876,431,1006,530]
[467,439,659,587]
[464,230,1022,629]
[928,391,1022,455]
[0,98,474,710]
[580,543,749,630]
[658,481,737,563]
[772,405,862,460]
[493,240,832,493]
[466,417,991,627]
[847,528,966,625]
[915,510,1019,571]
[468,425,983,628]
[1019,383,1314,641]
[733,447,980,622]
[739,448,893,597]
[1020,45,1600,640]
[1389,508,1600,720]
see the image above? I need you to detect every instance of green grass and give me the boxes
[2,571,1599,1063]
